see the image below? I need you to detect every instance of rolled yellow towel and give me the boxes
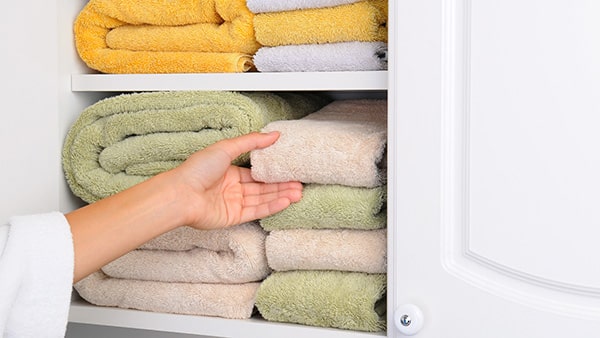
[253,0,388,47]
[74,0,260,73]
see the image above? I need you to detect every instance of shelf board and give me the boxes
[69,295,386,338]
[71,71,388,92]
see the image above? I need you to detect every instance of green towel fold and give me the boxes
[259,184,386,231]
[256,270,386,332]
[62,91,329,203]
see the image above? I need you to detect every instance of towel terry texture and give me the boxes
[75,271,259,319]
[74,0,260,73]
[254,42,388,72]
[246,0,362,13]
[255,270,386,332]
[251,99,387,187]
[0,213,73,338]
[101,222,270,283]
[260,184,386,230]
[265,229,386,273]
[62,91,329,203]
[253,0,388,47]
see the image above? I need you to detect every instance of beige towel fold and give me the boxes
[102,222,269,283]
[75,271,259,319]
[266,229,387,273]
[251,99,387,187]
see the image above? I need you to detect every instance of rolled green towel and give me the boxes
[259,183,386,230]
[62,91,329,203]
[256,270,386,332]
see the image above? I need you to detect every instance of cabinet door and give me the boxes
[390,1,600,337]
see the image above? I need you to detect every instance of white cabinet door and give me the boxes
[390,1,600,337]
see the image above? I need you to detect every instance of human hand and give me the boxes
[167,131,302,230]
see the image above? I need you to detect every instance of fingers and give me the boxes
[210,131,280,163]
[238,181,303,223]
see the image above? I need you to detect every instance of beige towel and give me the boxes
[251,99,387,187]
[75,271,259,319]
[102,222,269,283]
[266,229,387,273]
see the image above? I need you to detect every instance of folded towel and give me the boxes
[102,222,270,283]
[74,0,259,73]
[0,213,73,337]
[62,91,329,203]
[251,99,387,187]
[266,229,387,273]
[247,0,362,13]
[75,271,259,319]
[260,184,386,231]
[253,0,388,47]
[254,41,388,72]
[256,270,386,331]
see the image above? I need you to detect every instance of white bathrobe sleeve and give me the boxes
[0,212,74,338]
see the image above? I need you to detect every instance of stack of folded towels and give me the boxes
[73,0,260,73]
[75,223,270,319]
[248,0,389,72]
[64,91,330,318]
[250,99,388,331]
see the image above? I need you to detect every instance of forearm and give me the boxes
[66,172,186,283]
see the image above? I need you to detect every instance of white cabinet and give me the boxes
[4,0,600,337]
[391,0,600,337]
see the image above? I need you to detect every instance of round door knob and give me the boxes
[394,304,424,336]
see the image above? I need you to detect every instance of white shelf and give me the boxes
[69,294,386,338]
[71,71,388,92]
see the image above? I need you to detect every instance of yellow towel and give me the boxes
[74,0,260,73]
[253,0,388,47]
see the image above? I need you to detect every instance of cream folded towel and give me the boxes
[266,229,386,273]
[259,184,386,231]
[102,222,270,283]
[254,42,388,72]
[251,99,387,187]
[75,271,259,319]
[247,0,362,13]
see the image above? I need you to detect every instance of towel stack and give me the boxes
[250,99,388,332]
[74,223,270,319]
[74,0,260,73]
[248,0,389,72]
[64,91,329,318]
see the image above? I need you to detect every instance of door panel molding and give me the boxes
[440,0,600,319]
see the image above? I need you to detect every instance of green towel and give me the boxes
[62,91,329,203]
[256,270,386,332]
[259,184,386,230]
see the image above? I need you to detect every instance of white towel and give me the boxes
[246,0,361,13]
[254,42,388,72]
[251,99,387,187]
[0,212,73,338]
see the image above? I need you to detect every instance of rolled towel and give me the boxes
[75,271,259,319]
[260,184,386,231]
[62,91,329,203]
[255,270,386,332]
[253,0,388,47]
[101,222,270,283]
[251,99,387,187]
[246,0,362,13]
[266,228,387,273]
[254,42,388,72]
[74,0,259,73]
